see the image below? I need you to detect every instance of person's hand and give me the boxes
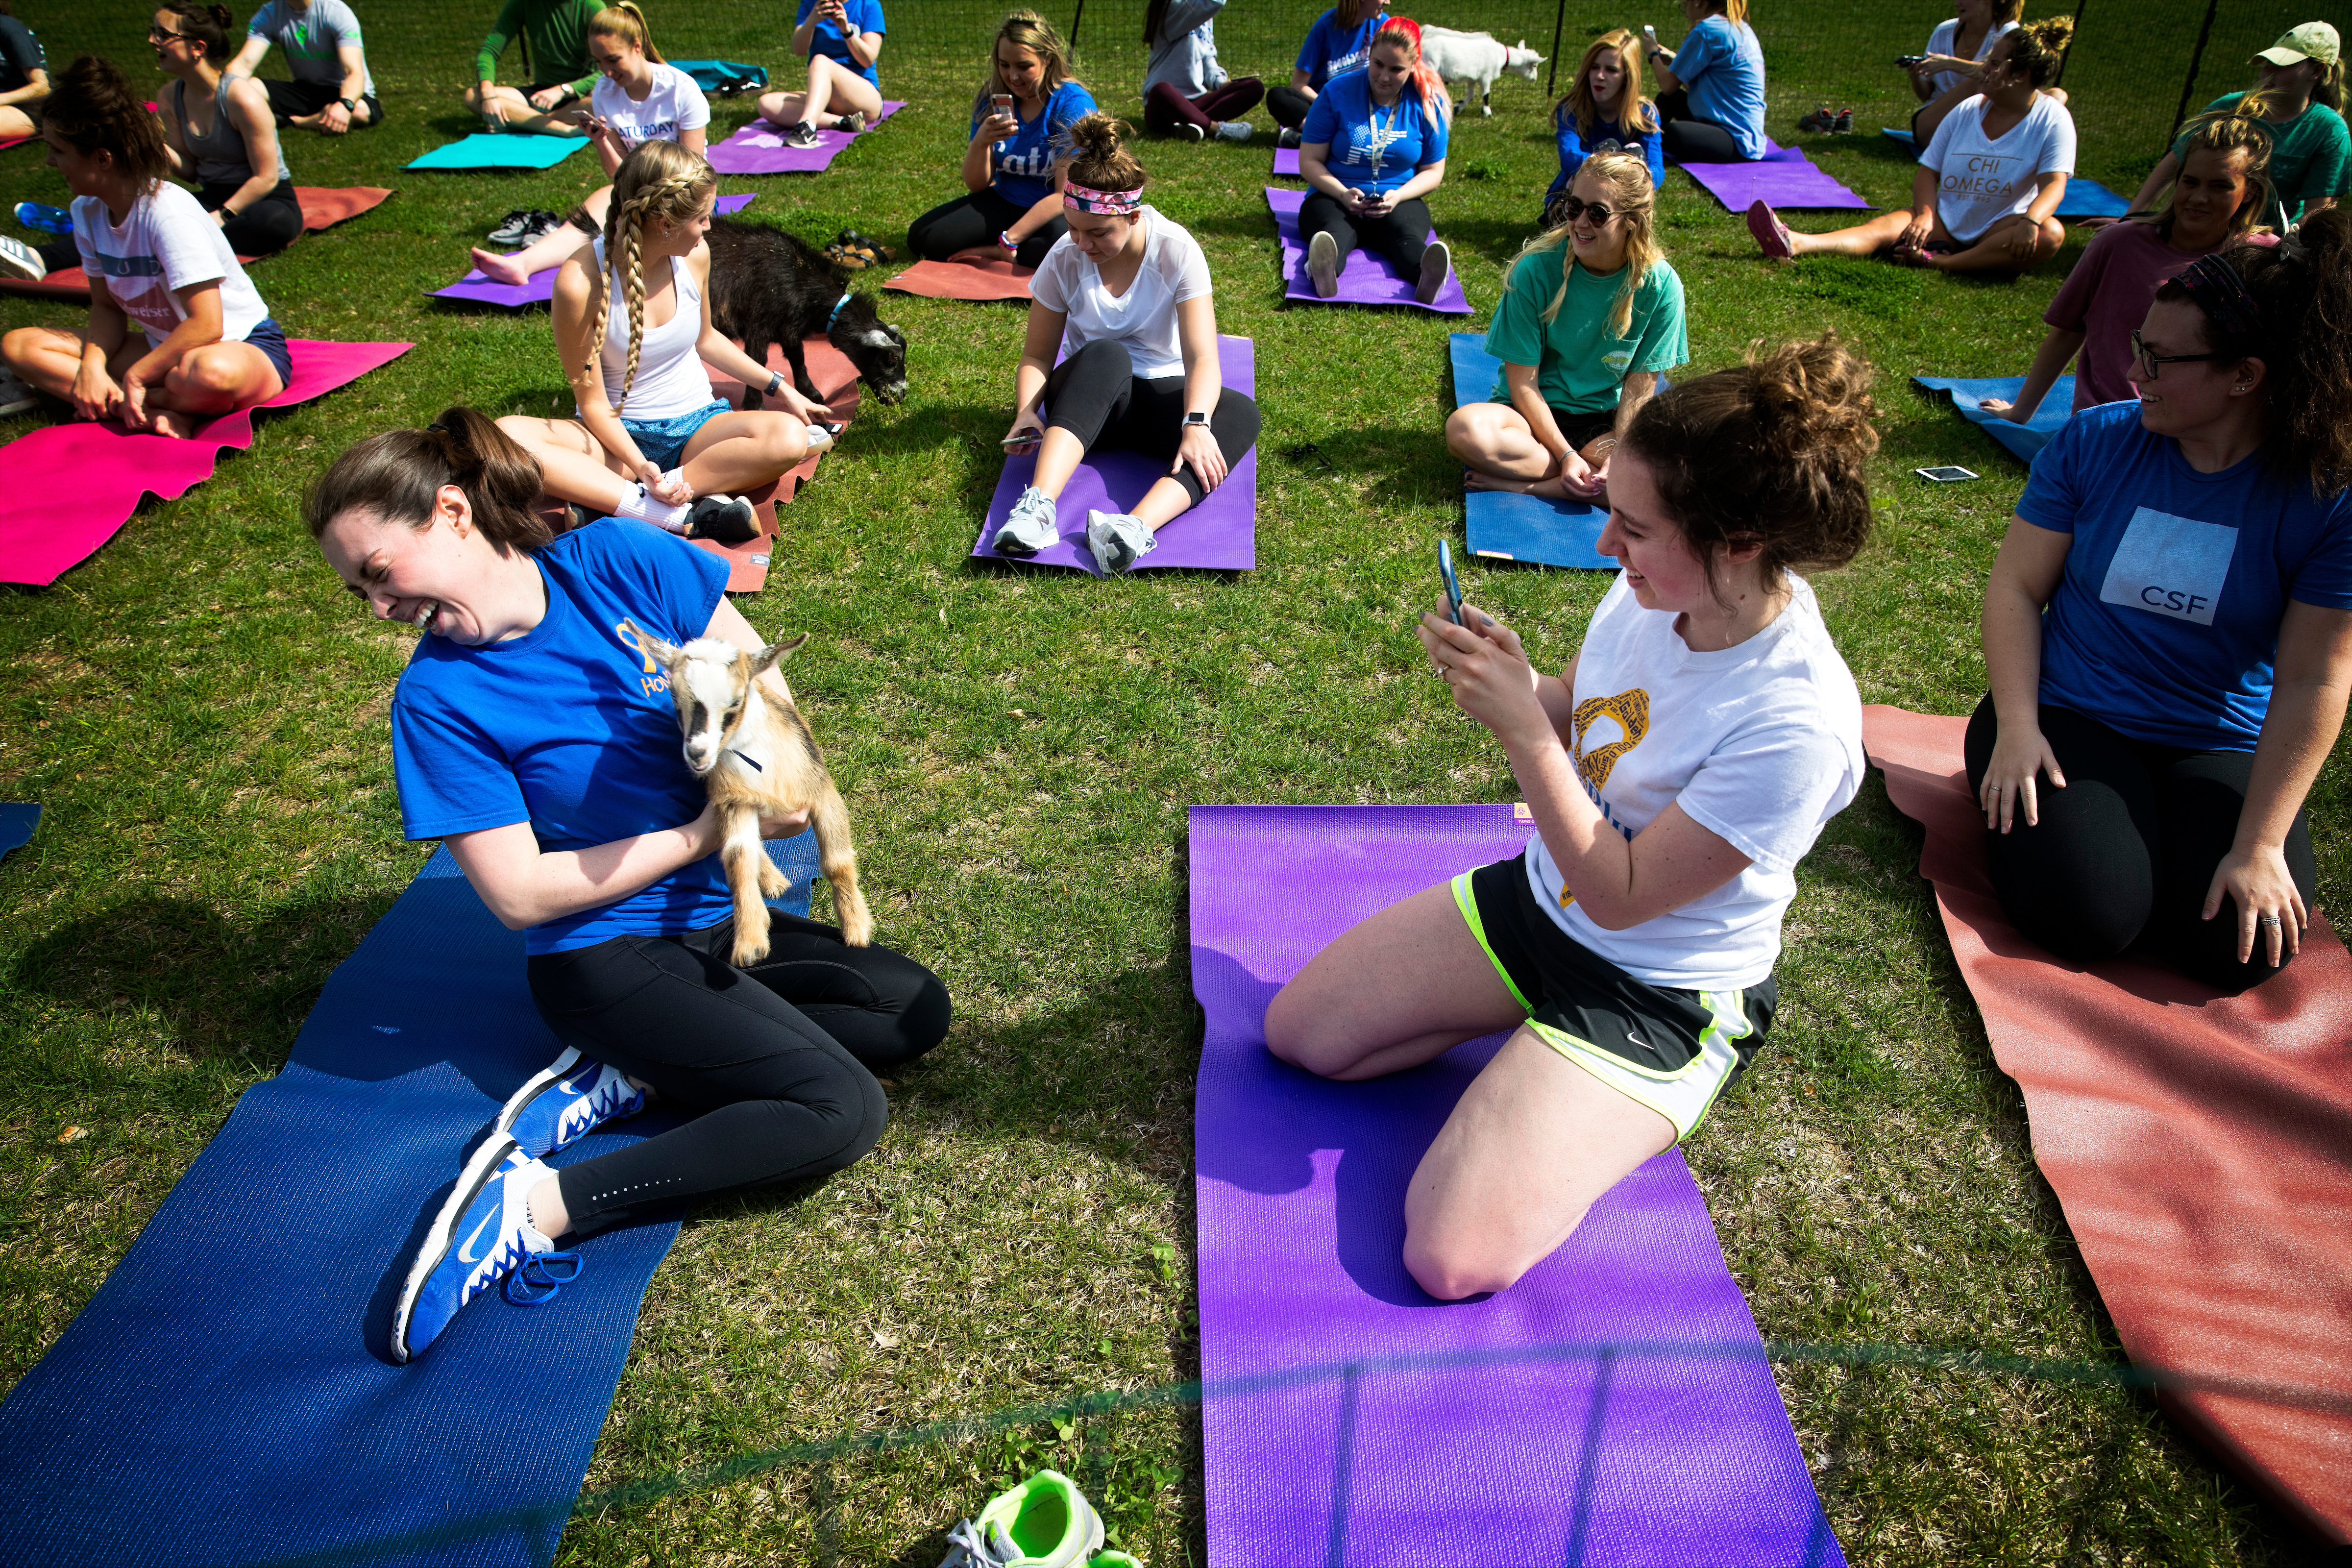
[976,111,1018,143]
[1341,186,1371,215]
[1002,408,1044,454]
[1359,189,1394,217]
[640,461,694,506]
[212,208,229,228]
[319,99,351,134]
[819,0,849,23]
[1899,210,1935,254]
[119,369,154,431]
[529,83,570,112]
[1978,720,2065,833]
[1417,597,1544,740]
[2204,843,2307,969]
[1176,420,1226,493]
[71,359,123,423]
[774,383,841,426]
[1977,395,2033,424]
[2003,215,2040,260]
[1553,443,1602,498]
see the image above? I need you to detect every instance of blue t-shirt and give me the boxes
[1300,70,1449,196]
[795,0,883,88]
[390,519,738,955]
[1547,106,1664,201]
[1673,15,1766,160]
[1294,7,1387,90]
[976,77,1098,209]
[2018,401,2352,751]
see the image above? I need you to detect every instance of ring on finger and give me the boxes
[2258,914,2282,928]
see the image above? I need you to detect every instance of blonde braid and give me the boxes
[589,169,705,416]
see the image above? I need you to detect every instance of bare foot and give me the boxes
[469,246,536,285]
[144,408,201,439]
[1464,468,1589,501]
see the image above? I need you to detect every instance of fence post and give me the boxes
[2054,0,2083,86]
[1070,0,1085,52]
[2169,0,2222,145]
[1547,0,1568,96]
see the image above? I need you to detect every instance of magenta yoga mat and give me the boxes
[431,194,756,306]
[705,101,905,174]
[1678,139,1872,211]
[1264,186,1472,315]
[1189,803,1845,1568]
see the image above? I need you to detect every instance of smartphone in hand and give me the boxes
[1438,539,1464,626]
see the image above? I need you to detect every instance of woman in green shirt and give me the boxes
[2126,23,2345,231]
[1447,150,1686,501]
[466,0,601,134]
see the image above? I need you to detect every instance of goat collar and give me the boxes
[826,292,854,332]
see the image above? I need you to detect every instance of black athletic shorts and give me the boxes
[260,77,384,125]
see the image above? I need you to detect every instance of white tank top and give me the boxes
[588,239,712,420]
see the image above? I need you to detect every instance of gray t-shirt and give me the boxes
[247,0,374,96]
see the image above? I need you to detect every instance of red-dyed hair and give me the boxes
[1374,18,1450,122]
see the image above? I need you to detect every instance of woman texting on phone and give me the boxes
[908,11,1095,271]
[1298,17,1454,304]
[755,0,885,149]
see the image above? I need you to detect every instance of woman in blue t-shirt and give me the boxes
[755,0,884,148]
[1544,28,1662,228]
[1298,17,1453,304]
[1641,0,1765,163]
[1972,214,2352,992]
[1270,0,1383,142]
[908,11,1095,271]
[307,409,951,1362]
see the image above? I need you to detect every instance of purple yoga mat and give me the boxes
[1272,145,1300,177]
[431,194,755,305]
[1264,186,1472,315]
[970,335,1256,576]
[1190,802,1845,1568]
[705,101,905,174]
[1678,139,1872,211]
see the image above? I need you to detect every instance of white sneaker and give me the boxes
[1085,510,1157,575]
[1416,239,1452,305]
[0,235,45,283]
[1213,120,1253,143]
[993,484,1060,556]
[0,367,39,416]
[1306,229,1341,298]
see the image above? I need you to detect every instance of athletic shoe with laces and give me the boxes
[493,1046,647,1160]
[1416,239,1452,304]
[1306,228,1341,297]
[937,1470,1105,1568]
[1212,120,1253,143]
[1277,126,1302,149]
[1832,107,1854,133]
[784,120,822,148]
[391,1135,574,1364]
[1746,198,1795,259]
[0,234,45,282]
[993,484,1060,556]
[485,207,539,244]
[1797,103,1834,134]
[516,210,567,243]
[0,367,39,417]
[1085,510,1157,576]
[14,201,71,235]
[685,493,760,544]
[835,109,867,134]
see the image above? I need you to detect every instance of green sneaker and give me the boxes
[938,1470,1103,1568]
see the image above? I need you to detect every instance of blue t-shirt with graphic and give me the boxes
[1300,70,1448,195]
[390,519,738,955]
[795,0,884,88]
[1673,14,1766,160]
[1547,106,1664,200]
[2018,401,2352,751]
[1294,6,1387,90]
[976,78,1098,209]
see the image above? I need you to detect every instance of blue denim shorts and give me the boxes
[620,398,731,470]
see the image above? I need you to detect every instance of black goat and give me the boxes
[706,218,908,411]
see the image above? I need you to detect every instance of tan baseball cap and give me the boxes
[2254,22,2340,68]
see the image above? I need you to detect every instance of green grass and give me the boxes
[0,3,2340,1564]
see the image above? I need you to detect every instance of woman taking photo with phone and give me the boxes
[1543,30,1661,229]
[1903,0,2018,139]
[754,0,885,149]
[907,10,1095,271]
[153,1,303,259]
[1642,0,1764,164]
[1298,17,1454,304]
[2127,24,2346,234]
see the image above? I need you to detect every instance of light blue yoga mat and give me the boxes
[1912,373,2077,464]
[1878,131,2131,218]
[406,133,590,172]
[1448,333,1615,571]
[0,802,35,862]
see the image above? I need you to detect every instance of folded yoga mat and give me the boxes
[969,335,1256,576]
[1877,132,2131,218]
[0,340,411,587]
[882,255,1035,301]
[1679,138,1871,210]
[1189,804,1844,1567]
[405,130,591,171]
[1911,372,2076,465]
[295,183,394,231]
[705,101,904,174]
[430,193,756,307]
[0,833,821,1567]
[1446,332,1615,570]
[1272,145,1300,177]
[0,802,36,863]
[693,333,866,591]
[1862,706,2352,1545]
[1265,185,1471,315]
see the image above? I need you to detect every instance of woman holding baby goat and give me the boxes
[306,408,950,1361]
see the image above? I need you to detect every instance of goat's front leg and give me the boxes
[740,335,772,410]
[720,803,777,965]
[783,337,822,404]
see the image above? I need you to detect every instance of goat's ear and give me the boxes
[882,322,906,346]
[641,634,680,667]
[752,632,811,675]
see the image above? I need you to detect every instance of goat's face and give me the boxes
[1507,44,1544,78]
[830,298,909,405]
[664,638,759,777]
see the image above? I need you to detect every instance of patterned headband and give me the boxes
[2177,253,2263,342]
[1064,179,1143,216]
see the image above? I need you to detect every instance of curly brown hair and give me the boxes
[2002,16,2075,88]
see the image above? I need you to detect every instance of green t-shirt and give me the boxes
[1483,246,1687,414]
[476,0,602,95]
[2172,92,2351,228]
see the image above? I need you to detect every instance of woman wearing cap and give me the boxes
[1972,213,2352,992]
[1641,0,1765,163]
[2126,24,2347,233]
[1298,16,1454,304]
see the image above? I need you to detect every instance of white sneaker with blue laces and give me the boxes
[391,1135,575,1364]
[993,484,1061,556]
[1085,510,1157,575]
[494,1046,647,1160]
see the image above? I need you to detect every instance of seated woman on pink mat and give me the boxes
[754,0,884,148]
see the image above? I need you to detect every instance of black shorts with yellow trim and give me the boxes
[1454,850,1775,1143]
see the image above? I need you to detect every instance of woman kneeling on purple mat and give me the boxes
[1267,336,1877,1300]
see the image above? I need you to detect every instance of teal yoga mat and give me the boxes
[1448,333,1615,571]
[406,133,590,172]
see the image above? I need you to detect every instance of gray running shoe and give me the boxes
[1213,120,1254,143]
[1416,239,1452,305]
[0,367,39,416]
[993,484,1060,556]
[1085,510,1157,575]
[784,120,822,148]
[1277,126,1302,149]
[1307,229,1341,298]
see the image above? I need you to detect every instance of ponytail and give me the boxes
[587,2,662,66]
[589,140,716,413]
[303,409,554,555]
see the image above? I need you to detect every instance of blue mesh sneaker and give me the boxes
[494,1046,646,1159]
[391,1135,576,1364]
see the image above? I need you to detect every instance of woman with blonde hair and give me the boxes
[496,140,838,543]
[1904,0,2019,137]
[1450,150,1684,501]
[1641,0,1764,163]
[1298,16,1454,304]
[2128,23,2346,233]
[1544,29,1660,229]
[907,10,1096,270]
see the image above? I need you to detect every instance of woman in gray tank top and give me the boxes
[153,2,302,256]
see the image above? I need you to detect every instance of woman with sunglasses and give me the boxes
[1447,152,1682,502]
[151,2,302,259]
[1298,17,1453,304]
[1972,211,2352,992]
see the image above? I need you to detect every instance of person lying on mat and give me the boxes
[1298,17,1454,305]
[305,408,951,1362]
[466,3,707,287]
[2125,25,2346,236]
[990,113,1262,574]
[0,0,51,146]
[1450,152,1683,504]
[1143,0,1261,144]
[496,140,837,542]
[152,2,303,259]
[1983,101,2279,425]
[1267,335,1877,1301]
[1542,30,1661,230]
[1746,19,2075,274]
[1270,0,1384,147]
[753,0,885,149]
[1972,217,2352,994]
[0,54,290,437]
[466,0,599,135]
[907,10,1094,272]
[222,0,382,133]
[1641,0,1765,164]
[1904,0,2015,139]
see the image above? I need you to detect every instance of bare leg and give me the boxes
[469,188,608,285]
[1783,209,1915,258]
[1,325,98,400]
[759,56,882,129]
[139,341,282,437]
[496,415,638,512]
[755,88,809,126]
[0,105,35,140]
[1925,214,2066,274]
[1447,402,1560,488]
[464,81,583,137]
[527,1178,574,1240]
[1128,475,1198,531]
[675,409,818,494]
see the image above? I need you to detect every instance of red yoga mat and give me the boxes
[688,334,865,592]
[0,188,392,301]
[1864,705,2352,1545]
[882,255,1034,302]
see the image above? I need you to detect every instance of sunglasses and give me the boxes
[2129,329,2227,381]
[1556,196,1622,224]
[147,23,194,40]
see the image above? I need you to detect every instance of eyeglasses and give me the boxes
[1556,196,1621,224]
[2129,329,2226,380]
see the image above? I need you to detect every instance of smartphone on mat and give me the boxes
[1915,465,1979,482]
[1438,539,1464,626]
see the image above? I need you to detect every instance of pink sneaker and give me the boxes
[1746,199,1794,260]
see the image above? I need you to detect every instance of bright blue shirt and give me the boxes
[390,519,738,955]
[1546,105,1664,201]
[1300,70,1449,196]
[795,0,883,88]
[2018,401,2352,751]
[1672,15,1766,160]
[1294,7,1387,90]
[975,78,1098,209]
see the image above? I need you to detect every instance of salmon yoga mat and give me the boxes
[0,187,394,301]
[1864,705,2352,1544]
[882,255,1035,302]
[679,332,867,593]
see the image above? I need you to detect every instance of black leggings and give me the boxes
[1656,88,1747,162]
[1268,83,1314,130]
[908,187,1065,270]
[1298,191,1434,279]
[526,910,951,1236]
[1144,77,1266,136]
[199,178,304,258]
[1042,338,1262,508]
[1962,695,2317,993]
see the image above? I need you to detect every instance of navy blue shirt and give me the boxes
[976,78,1098,209]
[796,0,883,89]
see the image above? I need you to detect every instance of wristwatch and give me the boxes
[1181,411,1212,429]
[765,370,786,398]
[337,96,357,111]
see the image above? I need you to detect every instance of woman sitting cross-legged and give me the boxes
[1641,0,1765,163]
[1543,29,1662,230]
[154,1,303,259]
[1143,0,1260,144]
[1298,16,1453,304]
[990,113,1262,575]
[2125,24,2345,236]
[305,409,951,1361]
[755,0,885,149]
[907,10,1095,272]
[1267,335,1878,1301]
[496,140,839,545]
[1748,17,2075,275]
[0,53,289,436]
[1971,214,2352,994]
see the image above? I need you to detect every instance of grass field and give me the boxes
[0,2,2340,1564]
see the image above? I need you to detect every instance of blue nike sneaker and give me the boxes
[14,202,70,236]
[391,1134,576,1364]
[493,1046,647,1159]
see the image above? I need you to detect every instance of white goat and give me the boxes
[1420,26,1544,116]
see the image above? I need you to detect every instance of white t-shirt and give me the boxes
[1923,16,2016,98]
[587,239,711,419]
[72,183,270,351]
[1525,574,1865,992]
[591,62,710,150]
[1921,92,2076,243]
[1029,206,1212,380]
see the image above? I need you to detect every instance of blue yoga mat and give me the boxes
[0,802,35,862]
[1878,130,2130,218]
[1448,333,1615,571]
[1912,372,2076,465]
[0,836,820,1567]
[406,133,589,172]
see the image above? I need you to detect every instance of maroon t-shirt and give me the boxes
[2045,220,2276,413]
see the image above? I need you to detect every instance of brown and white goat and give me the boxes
[647,632,873,963]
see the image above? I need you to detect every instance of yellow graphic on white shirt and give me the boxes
[1571,688,1650,790]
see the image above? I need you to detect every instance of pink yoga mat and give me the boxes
[0,341,412,586]
[705,101,904,174]
[431,193,756,306]
[1677,139,1872,211]
[882,255,1034,302]
[1264,186,1471,315]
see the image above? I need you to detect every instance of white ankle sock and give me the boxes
[612,482,692,533]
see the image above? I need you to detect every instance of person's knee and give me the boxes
[0,326,42,371]
[2036,218,2065,257]
[494,413,547,453]
[1443,405,1484,459]
[176,348,246,399]
[1401,1227,1531,1302]
[1068,337,1132,379]
[1216,391,1262,455]
[463,82,493,112]
[1263,982,1357,1077]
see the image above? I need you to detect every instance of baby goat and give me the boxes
[648,632,873,963]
